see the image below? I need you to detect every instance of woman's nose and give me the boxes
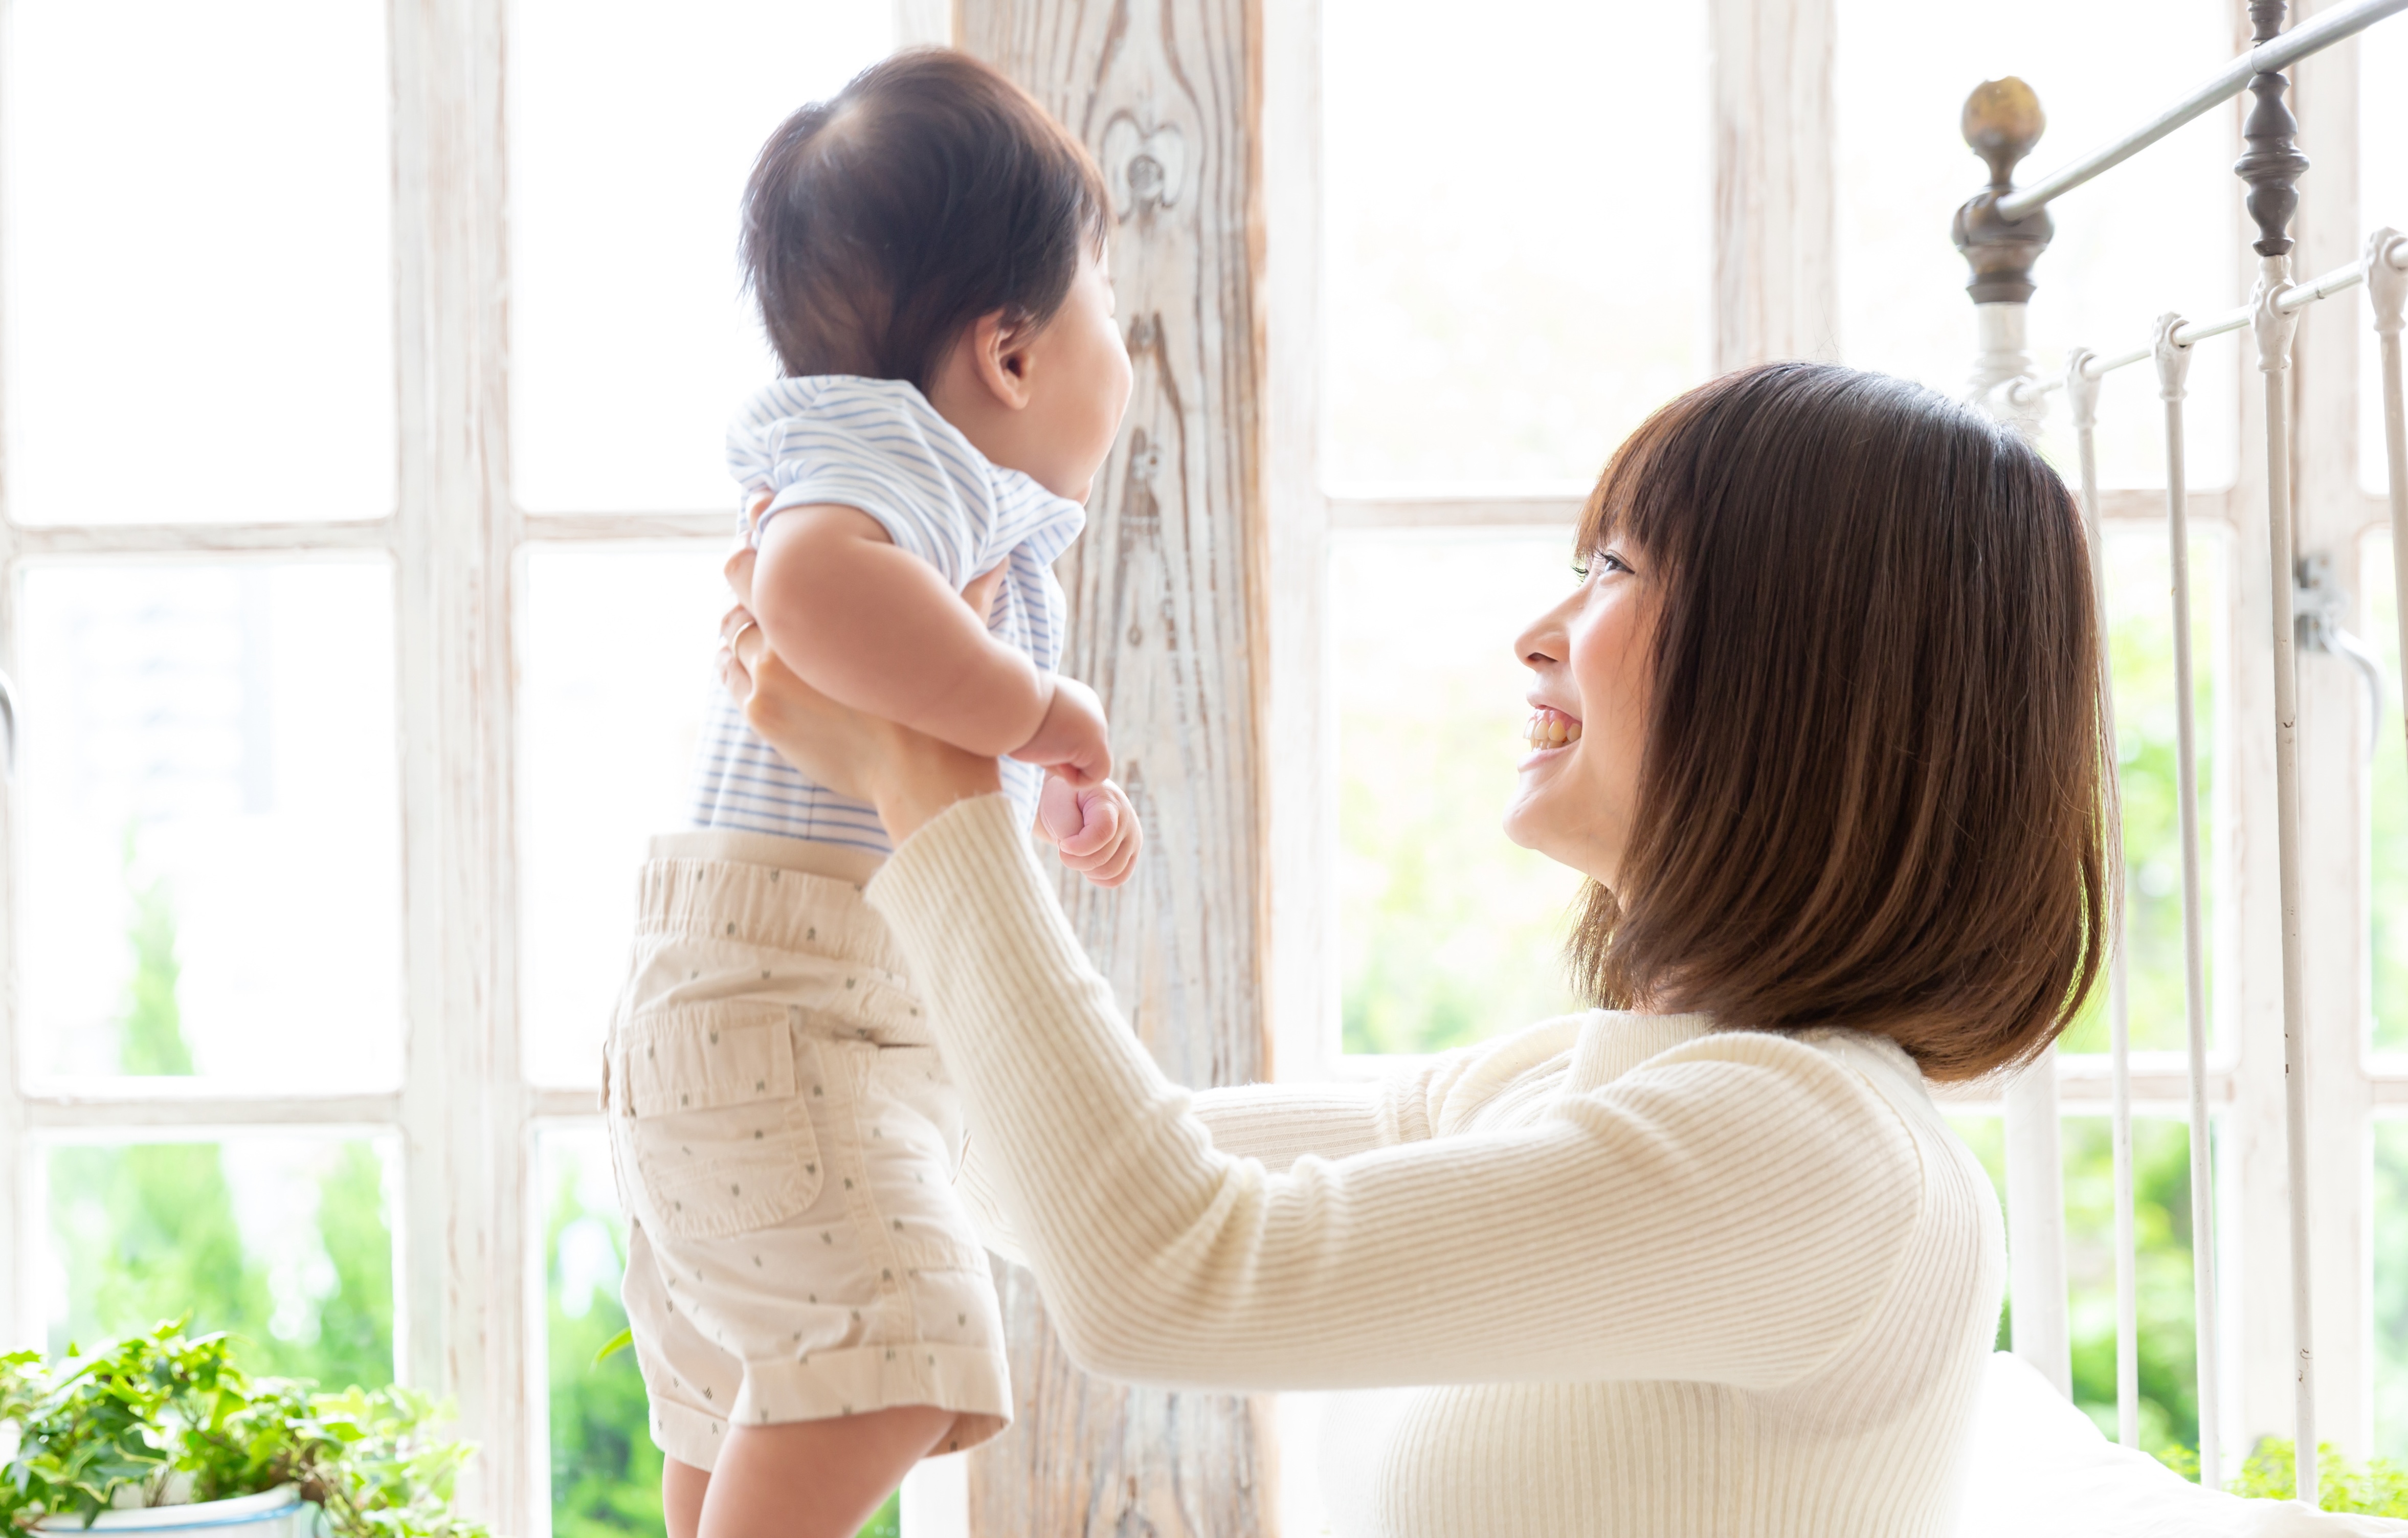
[1515,591,1575,673]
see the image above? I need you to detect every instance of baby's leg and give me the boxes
[696,1406,958,1538]
[663,1457,710,1538]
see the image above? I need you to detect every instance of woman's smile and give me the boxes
[1521,705,1584,761]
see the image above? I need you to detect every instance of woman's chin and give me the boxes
[1499,787,1556,857]
[1503,785,1615,884]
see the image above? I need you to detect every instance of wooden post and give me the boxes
[1709,0,1838,368]
[956,2,1271,1533]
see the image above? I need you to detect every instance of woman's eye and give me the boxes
[1578,549,1629,580]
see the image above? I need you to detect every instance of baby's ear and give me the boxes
[969,309,1036,409]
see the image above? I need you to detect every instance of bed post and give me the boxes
[2236,0,2320,1505]
[1953,78,2054,437]
[1954,74,2073,1401]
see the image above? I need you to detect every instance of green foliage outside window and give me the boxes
[544,1165,661,1538]
[2058,533,2221,1057]
[47,834,393,1389]
[2365,536,2408,1053]
[2149,1438,2408,1515]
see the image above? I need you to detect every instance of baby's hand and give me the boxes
[1037,776,1142,888]
[1012,676,1111,786]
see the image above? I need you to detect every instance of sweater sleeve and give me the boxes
[958,1061,1457,1264]
[869,794,1926,1394]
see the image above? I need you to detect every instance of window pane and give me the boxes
[542,1130,659,1538]
[2,1,393,525]
[2377,1119,2408,1459]
[2062,1116,2201,1460]
[1320,0,1710,493]
[40,1134,396,1389]
[1961,1111,2213,1466]
[507,0,896,513]
[1335,532,1586,1055]
[17,563,404,1089]
[2061,524,2228,1057]
[2367,531,2408,1053]
[520,547,731,1086]
[2364,16,2408,497]
[1835,0,2239,490]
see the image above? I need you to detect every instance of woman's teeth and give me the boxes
[1524,710,1582,749]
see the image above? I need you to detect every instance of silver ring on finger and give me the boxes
[727,618,759,656]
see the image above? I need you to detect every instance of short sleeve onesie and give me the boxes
[688,376,1085,853]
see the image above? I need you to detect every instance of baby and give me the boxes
[603,50,1136,1538]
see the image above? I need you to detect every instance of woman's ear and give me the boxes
[964,309,1037,412]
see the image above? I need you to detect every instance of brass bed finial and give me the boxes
[1953,78,2054,305]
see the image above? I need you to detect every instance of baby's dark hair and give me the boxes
[740,49,1111,391]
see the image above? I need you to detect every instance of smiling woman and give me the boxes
[716,356,2111,1535]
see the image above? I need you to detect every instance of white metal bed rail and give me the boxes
[1952,0,2408,1506]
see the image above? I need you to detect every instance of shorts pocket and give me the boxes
[625,1002,822,1241]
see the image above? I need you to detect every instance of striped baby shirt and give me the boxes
[688,376,1086,853]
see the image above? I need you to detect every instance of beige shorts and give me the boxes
[603,830,1009,1471]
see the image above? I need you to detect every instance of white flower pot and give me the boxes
[34,1485,316,1538]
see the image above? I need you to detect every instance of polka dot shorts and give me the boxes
[603,832,1010,1472]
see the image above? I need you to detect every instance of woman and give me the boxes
[716,361,2109,1535]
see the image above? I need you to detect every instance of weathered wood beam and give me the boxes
[1709,0,1838,368]
[957,0,1271,1533]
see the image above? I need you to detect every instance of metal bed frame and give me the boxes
[1951,0,2408,1503]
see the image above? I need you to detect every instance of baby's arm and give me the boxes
[751,504,1108,781]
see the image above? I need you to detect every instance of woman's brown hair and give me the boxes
[1570,361,2114,1082]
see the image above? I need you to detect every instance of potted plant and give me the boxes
[0,1324,490,1538]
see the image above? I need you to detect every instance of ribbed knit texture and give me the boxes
[866,795,2006,1536]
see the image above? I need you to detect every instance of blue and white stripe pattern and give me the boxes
[688,376,1085,852]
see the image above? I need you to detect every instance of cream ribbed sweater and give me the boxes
[865,795,2006,1537]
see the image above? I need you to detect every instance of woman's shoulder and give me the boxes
[1648,1026,1929,1146]
[1565,1022,1936,1220]
[1418,1013,1931,1154]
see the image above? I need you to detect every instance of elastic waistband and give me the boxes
[635,833,909,978]
[649,828,884,885]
